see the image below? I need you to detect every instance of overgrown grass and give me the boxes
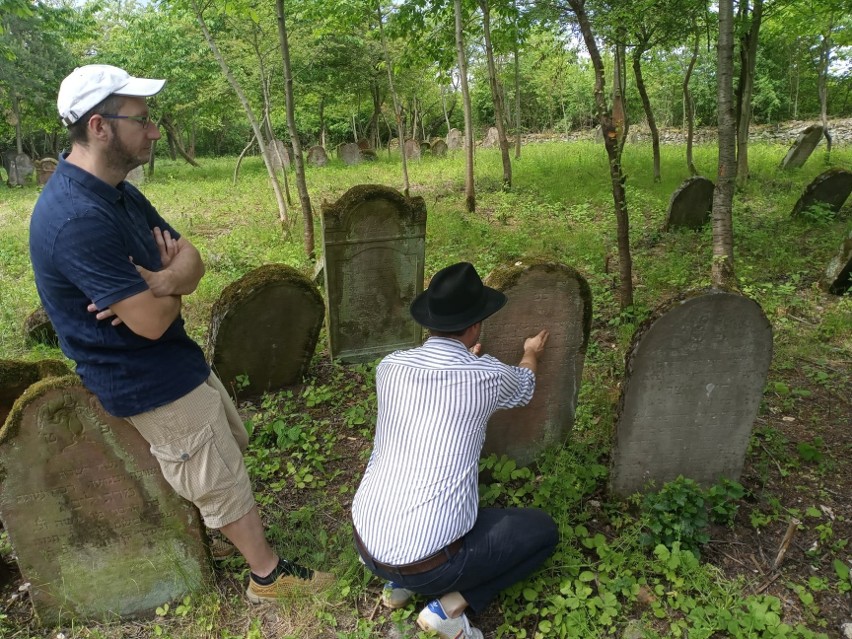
[0,139,850,638]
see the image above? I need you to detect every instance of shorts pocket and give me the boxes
[149,423,214,463]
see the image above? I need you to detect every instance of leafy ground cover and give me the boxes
[0,139,850,638]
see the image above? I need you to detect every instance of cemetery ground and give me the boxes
[0,139,850,639]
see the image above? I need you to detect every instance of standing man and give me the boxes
[29,64,332,603]
[351,262,558,639]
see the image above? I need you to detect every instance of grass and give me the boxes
[0,138,850,638]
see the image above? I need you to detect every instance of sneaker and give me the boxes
[416,599,483,639]
[381,581,415,609]
[246,562,334,603]
[210,537,236,561]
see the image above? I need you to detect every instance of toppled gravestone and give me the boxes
[664,176,714,231]
[780,125,824,170]
[790,168,852,218]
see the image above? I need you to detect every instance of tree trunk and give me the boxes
[684,22,699,176]
[276,0,314,260]
[377,2,410,197]
[368,81,382,149]
[11,94,23,154]
[319,96,326,149]
[632,45,660,182]
[160,116,202,167]
[191,0,288,226]
[735,0,762,189]
[818,20,834,160]
[165,129,178,160]
[479,0,511,189]
[568,0,633,310]
[513,2,522,160]
[455,0,476,212]
[441,85,452,134]
[713,0,737,289]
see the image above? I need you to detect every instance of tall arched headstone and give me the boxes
[307,145,328,167]
[480,262,592,467]
[0,377,211,625]
[823,229,852,295]
[790,168,852,218]
[664,176,714,231]
[321,185,427,363]
[610,291,773,497]
[780,125,824,170]
[207,264,324,398]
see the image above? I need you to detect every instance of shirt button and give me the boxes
[180,453,190,461]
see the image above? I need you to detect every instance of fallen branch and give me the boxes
[772,518,801,570]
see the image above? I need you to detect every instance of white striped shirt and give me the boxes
[351,336,535,565]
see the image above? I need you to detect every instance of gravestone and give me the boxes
[35,158,58,186]
[267,139,290,170]
[480,262,592,467]
[338,142,362,166]
[356,138,372,151]
[823,229,852,295]
[207,264,324,398]
[446,129,462,150]
[125,166,144,185]
[419,141,432,155]
[307,145,328,167]
[780,125,824,170]
[2,152,34,186]
[610,290,773,497]
[24,306,58,346]
[0,377,211,624]
[388,137,401,151]
[482,126,499,148]
[1,359,69,426]
[790,168,852,218]
[321,185,427,363]
[431,140,448,157]
[664,176,715,231]
[403,139,421,161]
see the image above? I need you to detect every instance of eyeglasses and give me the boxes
[101,114,156,129]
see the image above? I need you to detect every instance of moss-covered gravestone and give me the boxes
[307,145,328,167]
[0,377,211,625]
[207,264,324,398]
[480,262,592,466]
[431,140,448,157]
[610,291,772,498]
[664,176,714,231]
[790,168,852,218]
[780,125,824,170]
[322,185,427,363]
[823,229,852,295]
[0,359,69,426]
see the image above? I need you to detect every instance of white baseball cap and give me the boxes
[57,64,166,126]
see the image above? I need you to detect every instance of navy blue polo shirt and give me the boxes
[29,155,209,417]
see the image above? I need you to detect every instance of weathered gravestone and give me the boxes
[431,139,448,157]
[207,264,324,398]
[480,262,592,467]
[338,142,362,166]
[2,152,34,186]
[780,124,824,170]
[610,291,773,497]
[0,359,69,426]
[446,128,462,150]
[403,139,421,161]
[823,229,852,295]
[125,165,145,185]
[322,185,427,363]
[0,377,211,624]
[307,145,328,167]
[419,142,432,155]
[482,127,499,148]
[388,137,401,151]
[664,176,715,231]
[35,158,58,186]
[24,306,58,347]
[790,168,852,218]
[267,139,290,170]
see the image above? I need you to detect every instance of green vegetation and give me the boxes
[0,140,850,637]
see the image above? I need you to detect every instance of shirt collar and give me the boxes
[424,336,470,351]
[56,152,126,204]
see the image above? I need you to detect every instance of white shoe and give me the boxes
[416,599,483,639]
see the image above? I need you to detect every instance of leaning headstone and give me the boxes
[125,165,145,185]
[2,152,34,186]
[0,377,211,624]
[431,140,448,157]
[446,129,462,150]
[664,176,715,231]
[321,185,427,363]
[0,359,69,426]
[207,264,324,398]
[610,290,773,497]
[823,229,852,295]
[403,139,421,161]
[24,306,58,347]
[482,126,499,148]
[35,158,58,186]
[790,168,852,218]
[780,124,824,170]
[338,142,362,166]
[480,262,592,467]
[267,139,290,170]
[307,145,328,167]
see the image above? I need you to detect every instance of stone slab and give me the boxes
[481,262,592,466]
[0,359,70,427]
[207,264,324,398]
[780,124,824,170]
[2,152,33,186]
[403,139,421,161]
[307,145,328,167]
[446,129,462,150]
[431,140,448,157]
[35,158,58,186]
[790,168,852,218]
[321,185,427,363]
[267,139,290,170]
[338,142,362,166]
[0,377,211,625]
[664,176,714,231]
[482,126,499,148]
[610,291,773,497]
[823,229,852,295]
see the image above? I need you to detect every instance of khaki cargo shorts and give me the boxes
[127,372,254,529]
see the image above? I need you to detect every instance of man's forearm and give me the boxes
[146,243,205,297]
[518,350,539,374]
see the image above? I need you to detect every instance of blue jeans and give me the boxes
[357,507,558,613]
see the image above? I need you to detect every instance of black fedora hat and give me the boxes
[410,262,507,331]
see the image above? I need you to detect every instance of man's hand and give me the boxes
[88,302,123,326]
[135,261,175,298]
[519,329,549,373]
[469,343,482,356]
[153,227,179,267]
